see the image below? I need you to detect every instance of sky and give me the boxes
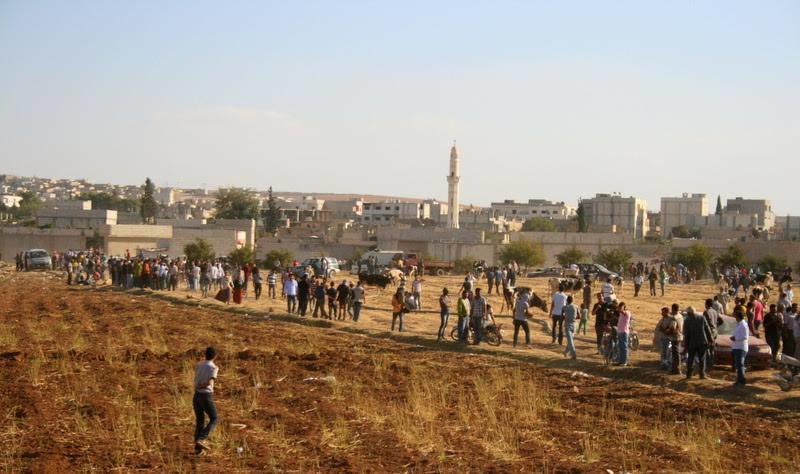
[1,1,798,213]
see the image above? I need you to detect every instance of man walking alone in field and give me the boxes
[193,346,219,454]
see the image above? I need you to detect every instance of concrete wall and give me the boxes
[0,227,87,259]
[169,227,243,258]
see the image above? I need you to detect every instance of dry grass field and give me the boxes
[1,265,799,472]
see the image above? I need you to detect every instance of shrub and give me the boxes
[184,238,215,262]
[499,240,544,269]
[521,217,556,232]
[555,247,588,267]
[594,248,632,271]
[264,248,293,269]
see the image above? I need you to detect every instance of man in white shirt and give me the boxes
[730,311,749,386]
[284,274,298,313]
[513,292,532,347]
[785,284,794,304]
[411,277,423,311]
[194,346,219,453]
[601,278,616,302]
[550,287,568,345]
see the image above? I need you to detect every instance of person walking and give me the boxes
[336,280,350,321]
[252,267,263,301]
[193,346,219,454]
[470,288,487,345]
[648,269,657,296]
[654,307,675,370]
[391,288,405,332]
[457,290,470,342]
[437,288,450,342]
[351,281,365,322]
[683,306,713,379]
[550,286,567,345]
[703,298,721,362]
[659,268,668,296]
[297,275,310,316]
[411,276,423,310]
[284,274,298,314]
[633,272,643,297]
[563,295,579,359]
[614,302,631,366]
[486,269,495,295]
[731,309,749,386]
[312,279,327,318]
[763,304,783,362]
[512,291,532,347]
[267,270,277,299]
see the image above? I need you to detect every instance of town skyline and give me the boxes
[2,2,798,213]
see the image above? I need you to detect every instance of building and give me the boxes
[725,197,775,230]
[1,195,22,208]
[660,193,708,237]
[489,199,575,220]
[776,216,800,240]
[447,143,460,229]
[360,200,427,225]
[36,207,117,229]
[581,193,649,239]
[323,199,363,221]
[154,187,175,206]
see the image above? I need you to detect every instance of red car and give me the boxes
[714,315,772,369]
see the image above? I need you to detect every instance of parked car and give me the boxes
[526,267,564,278]
[24,249,52,270]
[576,263,620,281]
[714,315,772,368]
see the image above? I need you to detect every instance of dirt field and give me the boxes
[2,267,799,472]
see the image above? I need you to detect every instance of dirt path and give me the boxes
[1,269,798,472]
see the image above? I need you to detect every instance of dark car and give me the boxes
[526,266,565,278]
[576,263,620,281]
[713,315,772,368]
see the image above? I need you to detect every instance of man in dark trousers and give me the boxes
[193,346,219,454]
[682,306,713,379]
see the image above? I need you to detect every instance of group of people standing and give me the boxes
[282,273,366,322]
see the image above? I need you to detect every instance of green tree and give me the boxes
[228,244,255,266]
[576,201,587,233]
[499,240,545,269]
[78,191,139,213]
[521,217,556,232]
[453,256,475,274]
[140,177,158,224]
[14,191,43,219]
[260,186,282,233]
[716,245,747,267]
[672,243,714,277]
[184,238,215,262]
[555,246,588,267]
[715,195,723,216]
[263,248,293,269]
[594,248,632,271]
[670,225,702,239]
[758,255,787,273]
[214,188,260,220]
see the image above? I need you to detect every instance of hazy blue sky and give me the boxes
[1,1,798,212]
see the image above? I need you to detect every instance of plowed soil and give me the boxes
[1,268,798,473]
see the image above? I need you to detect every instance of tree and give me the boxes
[261,186,282,233]
[594,248,632,271]
[453,256,475,274]
[499,240,544,269]
[555,246,588,267]
[78,191,139,213]
[576,201,588,233]
[716,245,747,267]
[263,248,293,269]
[228,244,255,266]
[184,238,215,262]
[715,195,723,216]
[14,191,43,219]
[214,188,260,220]
[521,217,556,232]
[758,255,787,274]
[672,243,714,277]
[140,178,158,224]
[670,225,702,239]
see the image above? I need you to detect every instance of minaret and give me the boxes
[447,142,460,229]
